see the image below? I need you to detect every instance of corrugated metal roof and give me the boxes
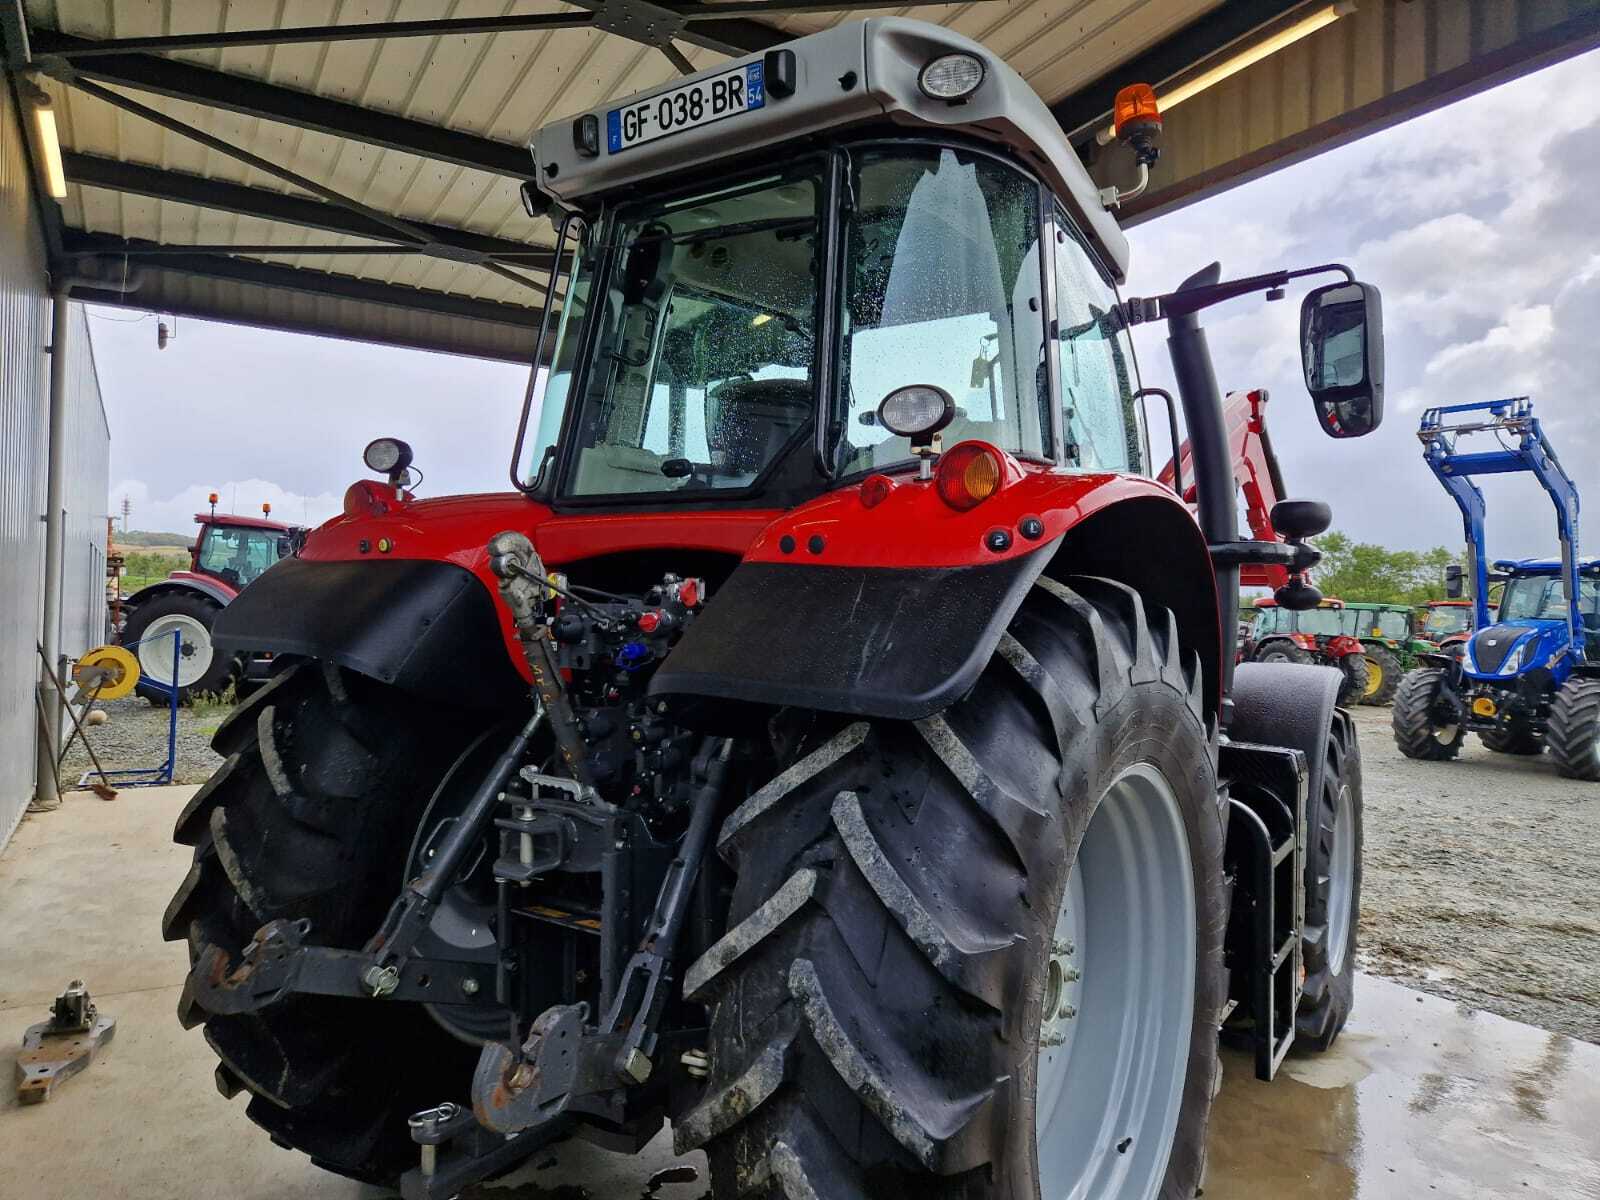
[13,0,1224,358]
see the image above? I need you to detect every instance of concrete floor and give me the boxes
[3,787,1597,1200]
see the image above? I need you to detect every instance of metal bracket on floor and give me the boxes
[15,980,116,1103]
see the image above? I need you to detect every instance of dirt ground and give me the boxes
[1351,704,1600,1044]
[47,691,1600,1044]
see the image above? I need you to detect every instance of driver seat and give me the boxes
[708,378,813,473]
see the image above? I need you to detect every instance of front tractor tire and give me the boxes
[1392,668,1464,761]
[161,662,481,1183]
[678,576,1225,1200]
[1358,646,1400,706]
[122,591,240,704]
[1545,676,1600,781]
[1297,710,1362,1048]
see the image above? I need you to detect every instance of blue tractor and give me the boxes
[1393,397,1600,778]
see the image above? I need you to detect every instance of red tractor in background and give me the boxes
[1245,597,1370,705]
[1416,597,1472,655]
[163,22,1387,1200]
[117,496,304,702]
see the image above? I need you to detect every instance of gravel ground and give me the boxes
[57,693,226,789]
[1352,703,1600,1044]
[47,689,1600,1042]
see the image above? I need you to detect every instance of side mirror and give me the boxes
[1301,281,1383,438]
[1445,563,1464,599]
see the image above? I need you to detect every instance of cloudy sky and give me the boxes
[94,43,1598,563]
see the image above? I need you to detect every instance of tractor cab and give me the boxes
[189,512,296,591]
[1418,598,1471,651]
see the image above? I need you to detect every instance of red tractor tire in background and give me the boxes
[121,591,242,704]
[1255,640,1312,665]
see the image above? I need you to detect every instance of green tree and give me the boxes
[1310,530,1459,605]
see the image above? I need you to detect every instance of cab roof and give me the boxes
[530,18,1131,280]
[194,512,293,532]
[1493,557,1600,574]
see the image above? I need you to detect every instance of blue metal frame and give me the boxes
[1418,396,1583,648]
[81,629,179,789]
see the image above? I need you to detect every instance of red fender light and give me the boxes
[343,480,391,518]
[936,441,1005,511]
[860,474,897,509]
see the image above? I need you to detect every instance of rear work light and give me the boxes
[936,442,1004,511]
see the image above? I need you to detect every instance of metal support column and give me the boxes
[35,289,69,807]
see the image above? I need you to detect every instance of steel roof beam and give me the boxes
[62,152,552,267]
[32,12,596,57]
[1051,0,1308,140]
[61,228,543,321]
[30,29,535,177]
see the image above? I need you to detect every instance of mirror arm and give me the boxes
[1123,262,1355,324]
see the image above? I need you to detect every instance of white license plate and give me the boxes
[607,63,766,153]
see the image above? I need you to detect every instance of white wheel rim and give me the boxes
[1035,763,1195,1200]
[1325,779,1355,973]
[1433,722,1458,745]
[137,614,213,687]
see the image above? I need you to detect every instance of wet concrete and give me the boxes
[2,786,1597,1199]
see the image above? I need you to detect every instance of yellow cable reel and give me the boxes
[73,645,141,701]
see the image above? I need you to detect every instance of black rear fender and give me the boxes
[654,495,1224,727]
[211,558,525,709]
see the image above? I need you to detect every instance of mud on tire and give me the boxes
[161,662,482,1183]
[675,576,1226,1199]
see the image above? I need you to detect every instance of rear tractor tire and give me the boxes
[1358,646,1400,706]
[1478,725,1544,755]
[1545,676,1600,781]
[161,662,483,1183]
[121,591,240,704]
[678,576,1226,1200]
[1392,668,1464,761]
[1334,654,1369,708]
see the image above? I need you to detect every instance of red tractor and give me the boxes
[164,22,1385,1200]
[118,497,303,702]
[1246,597,1371,706]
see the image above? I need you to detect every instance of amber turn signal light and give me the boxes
[936,442,1004,511]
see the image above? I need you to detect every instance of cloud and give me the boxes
[111,478,343,536]
[1127,46,1600,560]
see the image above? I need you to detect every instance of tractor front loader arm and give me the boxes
[1159,387,1291,590]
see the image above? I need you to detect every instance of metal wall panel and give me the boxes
[0,76,50,851]
[58,301,109,660]
[1091,0,1600,221]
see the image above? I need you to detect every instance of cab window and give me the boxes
[197,527,280,587]
[1053,210,1143,473]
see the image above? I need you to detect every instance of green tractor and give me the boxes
[1335,601,1413,706]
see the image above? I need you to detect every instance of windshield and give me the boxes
[562,167,820,497]
[1499,575,1600,622]
[1251,608,1284,636]
[1424,605,1470,636]
[1344,609,1408,640]
[197,526,281,587]
[1296,608,1344,636]
[836,147,1048,475]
